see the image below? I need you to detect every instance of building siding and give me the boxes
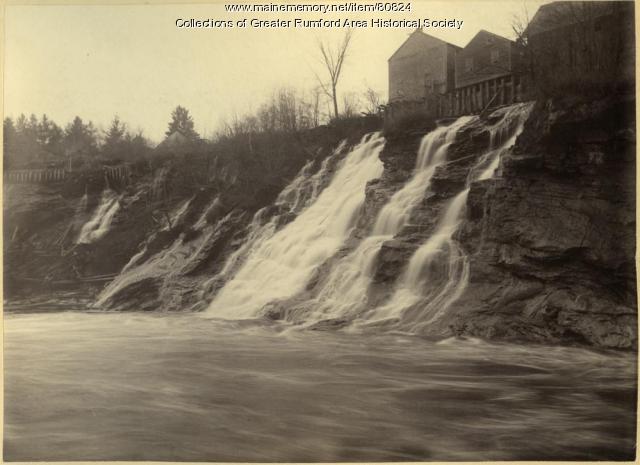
[388,31,455,102]
[455,30,514,89]
[526,1,635,89]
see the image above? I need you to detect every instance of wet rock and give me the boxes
[447,96,637,349]
[308,318,350,330]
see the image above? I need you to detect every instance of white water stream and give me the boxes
[305,116,476,322]
[76,190,120,244]
[205,133,384,318]
[366,103,534,328]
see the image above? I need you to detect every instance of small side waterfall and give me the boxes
[366,103,533,329]
[205,133,385,319]
[76,190,121,244]
[304,116,476,322]
[374,116,475,234]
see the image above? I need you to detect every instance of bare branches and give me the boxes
[314,29,354,119]
[363,87,382,115]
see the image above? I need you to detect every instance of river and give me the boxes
[4,311,637,462]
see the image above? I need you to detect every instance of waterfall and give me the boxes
[98,142,346,310]
[210,147,343,286]
[164,197,192,230]
[366,103,533,329]
[303,116,476,323]
[205,133,385,319]
[77,190,120,244]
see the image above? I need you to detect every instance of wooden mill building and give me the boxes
[388,29,459,103]
[386,0,633,119]
[387,28,523,117]
[525,1,635,92]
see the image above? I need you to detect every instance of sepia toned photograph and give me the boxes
[2,0,637,462]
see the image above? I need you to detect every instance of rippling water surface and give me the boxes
[4,312,637,462]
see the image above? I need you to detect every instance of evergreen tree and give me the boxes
[64,116,98,158]
[165,106,199,140]
[102,116,127,159]
[37,114,64,156]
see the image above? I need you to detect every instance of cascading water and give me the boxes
[366,103,533,329]
[304,116,476,322]
[374,116,475,234]
[76,190,120,244]
[97,142,346,310]
[205,133,385,319]
[208,142,346,287]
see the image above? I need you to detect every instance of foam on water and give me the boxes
[205,133,385,318]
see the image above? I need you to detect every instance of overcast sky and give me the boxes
[5,1,545,143]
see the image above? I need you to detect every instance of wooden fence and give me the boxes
[4,168,67,184]
[5,164,133,186]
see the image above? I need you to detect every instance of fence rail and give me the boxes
[4,168,68,184]
[5,163,133,186]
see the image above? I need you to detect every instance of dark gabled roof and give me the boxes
[158,130,190,149]
[388,29,459,62]
[464,29,515,48]
[478,29,515,44]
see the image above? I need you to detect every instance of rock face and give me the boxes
[348,96,635,349]
[3,118,380,309]
[86,120,381,312]
[5,96,636,350]
[443,96,636,349]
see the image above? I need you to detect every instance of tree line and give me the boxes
[2,113,155,170]
[2,105,207,170]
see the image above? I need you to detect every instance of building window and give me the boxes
[491,49,500,64]
[465,58,474,72]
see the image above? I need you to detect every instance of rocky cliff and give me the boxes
[5,97,636,349]
[3,118,380,311]
[449,95,637,349]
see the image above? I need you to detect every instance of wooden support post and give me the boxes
[463,88,467,114]
[492,79,497,105]
[510,75,515,104]
[465,87,470,114]
[482,81,491,109]
[471,86,475,112]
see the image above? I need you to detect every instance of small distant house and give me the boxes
[388,29,459,103]
[159,130,190,149]
[525,1,635,91]
[156,130,199,157]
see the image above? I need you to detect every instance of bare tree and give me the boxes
[363,87,382,115]
[314,30,353,119]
